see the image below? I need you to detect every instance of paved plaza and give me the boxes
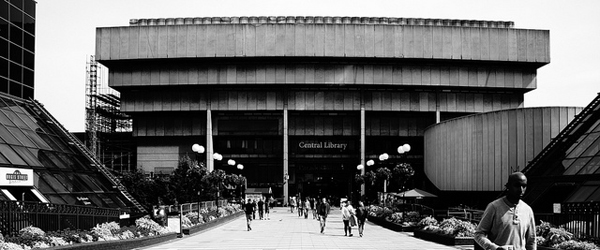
[138,207,475,250]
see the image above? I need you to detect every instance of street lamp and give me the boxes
[192,144,205,164]
[227,159,236,166]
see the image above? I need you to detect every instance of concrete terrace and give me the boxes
[138,207,475,250]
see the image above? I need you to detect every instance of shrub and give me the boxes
[91,221,121,241]
[547,227,574,246]
[432,217,477,237]
[6,226,48,247]
[0,242,25,250]
[418,216,438,227]
[554,240,600,250]
[136,216,171,236]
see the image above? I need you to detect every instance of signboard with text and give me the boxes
[0,167,34,186]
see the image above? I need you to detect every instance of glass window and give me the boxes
[9,5,22,27]
[68,174,93,192]
[566,186,598,202]
[17,111,39,130]
[24,130,52,149]
[564,157,592,175]
[38,172,69,193]
[10,0,23,10]
[7,126,36,147]
[10,63,21,82]
[0,78,7,93]
[24,0,34,17]
[12,145,42,166]
[87,194,106,207]
[0,109,14,125]
[23,15,33,36]
[0,124,20,144]
[0,1,8,20]
[9,25,22,46]
[59,194,77,204]
[0,143,26,165]
[566,132,600,158]
[0,58,7,77]
[8,81,21,98]
[578,156,600,175]
[9,43,21,63]
[34,172,56,193]
[0,149,9,164]
[580,132,600,157]
[78,174,105,192]
[39,150,67,169]
[0,37,7,58]
[3,109,26,127]
[22,86,32,99]
[588,186,600,202]
[46,195,67,204]
[23,50,33,69]
[22,68,32,86]
[53,173,79,192]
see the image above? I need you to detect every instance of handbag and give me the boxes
[349,214,357,227]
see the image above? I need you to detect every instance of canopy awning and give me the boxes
[393,188,437,198]
[245,187,272,194]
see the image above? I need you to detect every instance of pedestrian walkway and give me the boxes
[139,207,474,250]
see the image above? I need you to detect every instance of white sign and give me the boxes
[0,167,34,186]
[553,203,561,214]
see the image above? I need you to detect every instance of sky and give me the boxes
[34,0,600,132]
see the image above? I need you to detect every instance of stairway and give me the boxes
[29,99,147,213]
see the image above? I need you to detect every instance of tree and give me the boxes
[391,163,415,191]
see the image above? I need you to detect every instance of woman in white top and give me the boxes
[341,200,355,236]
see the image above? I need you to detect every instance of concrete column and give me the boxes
[206,109,214,172]
[283,107,289,206]
[360,103,366,196]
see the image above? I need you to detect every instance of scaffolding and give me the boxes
[85,55,135,172]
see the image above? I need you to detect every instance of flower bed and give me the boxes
[0,204,243,250]
[366,205,421,232]
[535,221,600,250]
[414,216,476,246]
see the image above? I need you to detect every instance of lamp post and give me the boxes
[191,144,205,164]
[237,164,244,201]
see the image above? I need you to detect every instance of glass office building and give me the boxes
[0,0,35,99]
[523,94,600,212]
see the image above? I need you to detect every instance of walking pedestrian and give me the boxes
[298,196,304,217]
[244,199,254,231]
[341,200,354,236]
[355,200,368,237]
[304,198,310,219]
[290,197,296,213]
[317,197,331,234]
[264,197,270,220]
[258,198,264,220]
[310,197,317,219]
[252,199,257,220]
[474,172,536,250]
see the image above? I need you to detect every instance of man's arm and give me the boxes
[474,203,499,250]
[525,211,537,250]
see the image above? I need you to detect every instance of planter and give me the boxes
[413,229,474,246]
[367,215,418,232]
[49,232,179,250]
[48,211,244,250]
[185,211,244,235]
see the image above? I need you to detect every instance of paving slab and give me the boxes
[138,207,474,250]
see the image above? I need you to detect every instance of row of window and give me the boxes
[1,39,35,69]
[1,0,35,35]
[561,118,600,175]
[0,78,33,99]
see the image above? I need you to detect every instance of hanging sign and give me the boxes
[0,167,34,186]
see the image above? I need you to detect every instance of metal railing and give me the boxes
[0,200,122,237]
[535,202,600,238]
[161,199,229,214]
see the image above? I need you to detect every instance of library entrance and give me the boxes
[289,159,358,205]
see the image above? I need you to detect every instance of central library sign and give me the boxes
[292,139,357,154]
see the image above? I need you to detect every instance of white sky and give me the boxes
[34,0,600,132]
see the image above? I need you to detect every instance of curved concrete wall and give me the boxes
[424,107,582,191]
